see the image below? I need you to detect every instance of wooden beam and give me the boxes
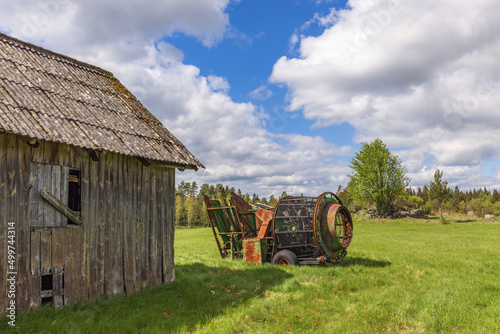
[86,148,99,162]
[40,188,81,225]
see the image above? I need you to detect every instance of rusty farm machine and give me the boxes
[204,192,353,265]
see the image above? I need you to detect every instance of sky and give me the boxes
[1,0,500,197]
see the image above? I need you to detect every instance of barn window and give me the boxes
[41,274,53,305]
[30,162,82,227]
[67,169,81,225]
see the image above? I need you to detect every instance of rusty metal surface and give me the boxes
[0,32,203,170]
[242,238,265,265]
[255,209,273,238]
[319,203,353,258]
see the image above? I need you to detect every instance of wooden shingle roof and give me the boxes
[0,32,203,170]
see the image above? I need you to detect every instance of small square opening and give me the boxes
[41,274,53,291]
[41,297,53,306]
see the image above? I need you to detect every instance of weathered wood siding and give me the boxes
[0,132,175,314]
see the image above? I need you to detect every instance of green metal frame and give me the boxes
[204,196,245,259]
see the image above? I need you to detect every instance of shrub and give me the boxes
[408,195,424,209]
[421,202,432,214]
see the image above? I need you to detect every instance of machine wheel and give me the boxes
[272,250,299,266]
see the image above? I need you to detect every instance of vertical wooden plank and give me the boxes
[166,168,175,282]
[155,166,163,284]
[29,161,39,227]
[68,149,83,303]
[17,138,31,312]
[114,153,124,294]
[130,158,138,292]
[63,226,82,306]
[160,168,168,283]
[122,156,134,294]
[46,141,59,165]
[141,163,150,289]
[96,153,105,297]
[51,229,64,274]
[40,228,52,275]
[103,152,113,294]
[37,163,49,227]
[0,133,8,312]
[134,162,143,291]
[60,166,69,228]
[88,152,99,299]
[63,227,72,306]
[68,144,79,170]
[70,225,82,302]
[58,142,71,168]
[30,231,41,309]
[157,167,164,284]
[149,165,157,286]
[5,134,20,312]
[52,272,64,309]
[30,139,44,163]
[51,228,64,308]
[80,151,90,300]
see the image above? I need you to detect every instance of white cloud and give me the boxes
[207,75,230,93]
[271,0,500,188]
[2,0,230,48]
[249,85,273,100]
[0,0,353,197]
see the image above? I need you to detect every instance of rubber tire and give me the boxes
[272,250,299,266]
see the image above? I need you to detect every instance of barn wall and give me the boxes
[0,132,175,314]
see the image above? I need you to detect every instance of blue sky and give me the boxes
[167,0,356,149]
[1,0,499,197]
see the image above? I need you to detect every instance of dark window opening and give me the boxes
[41,297,53,306]
[41,274,53,306]
[41,274,53,290]
[68,169,81,225]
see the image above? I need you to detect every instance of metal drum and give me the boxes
[272,192,353,264]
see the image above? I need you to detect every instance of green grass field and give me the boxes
[3,217,500,333]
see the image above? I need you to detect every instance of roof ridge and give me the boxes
[0,32,113,77]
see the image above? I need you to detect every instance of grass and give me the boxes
[2,217,500,333]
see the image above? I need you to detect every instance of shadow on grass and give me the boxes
[412,216,439,220]
[4,263,292,333]
[340,256,391,268]
[453,219,475,223]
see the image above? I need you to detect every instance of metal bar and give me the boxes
[204,196,225,259]
[280,197,317,201]
[274,230,313,234]
[275,203,316,206]
[206,205,237,210]
[277,244,316,249]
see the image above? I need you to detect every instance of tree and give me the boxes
[269,195,278,207]
[184,196,199,228]
[175,195,185,225]
[428,169,449,217]
[492,189,500,203]
[348,138,410,214]
[422,185,429,202]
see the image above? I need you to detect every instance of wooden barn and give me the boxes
[0,32,203,313]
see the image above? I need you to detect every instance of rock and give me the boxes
[409,209,424,218]
[400,211,410,217]
[467,211,476,218]
[484,214,496,220]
